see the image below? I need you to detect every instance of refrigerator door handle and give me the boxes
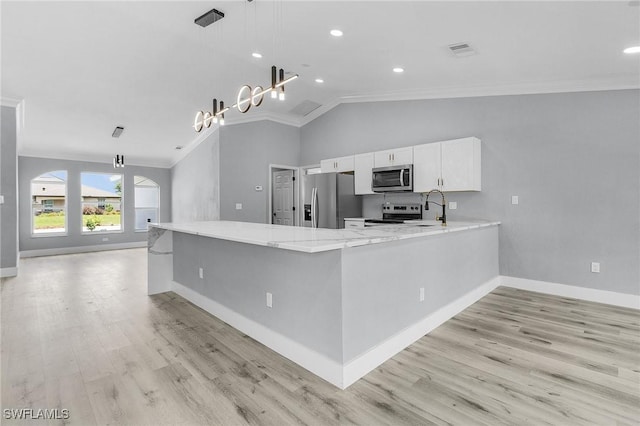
[314,187,320,228]
[311,187,317,228]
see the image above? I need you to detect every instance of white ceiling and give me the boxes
[2,1,639,168]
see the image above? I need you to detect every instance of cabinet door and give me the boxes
[320,158,337,173]
[354,153,375,195]
[392,147,413,165]
[374,150,394,167]
[412,143,441,193]
[335,155,355,173]
[441,137,481,191]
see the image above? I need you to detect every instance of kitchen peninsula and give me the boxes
[148,220,500,388]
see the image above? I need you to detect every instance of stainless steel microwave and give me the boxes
[372,164,413,192]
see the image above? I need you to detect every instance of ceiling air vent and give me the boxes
[448,42,476,57]
[290,100,322,117]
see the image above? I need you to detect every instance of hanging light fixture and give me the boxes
[113,154,125,168]
[191,3,298,132]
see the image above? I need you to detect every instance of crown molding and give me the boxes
[168,125,220,168]
[18,151,172,169]
[0,97,22,107]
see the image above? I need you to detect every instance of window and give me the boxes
[31,171,67,235]
[81,172,122,232]
[134,176,159,231]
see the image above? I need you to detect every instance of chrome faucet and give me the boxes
[423,189,447,226]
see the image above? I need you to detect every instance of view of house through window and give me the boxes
[81,172,122,232]
[134,176,159,231]
[31,171,67,234]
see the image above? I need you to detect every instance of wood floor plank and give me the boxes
[2,249,639,425]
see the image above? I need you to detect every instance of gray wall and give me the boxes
[342,226,498,362]
[171,131,220,223]
[301,90,640,296]
[220,120,300,223]
[18,156,171,252]
[172,232,343,362]
[1,106,18,271]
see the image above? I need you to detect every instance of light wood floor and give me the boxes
[2,248,639,425]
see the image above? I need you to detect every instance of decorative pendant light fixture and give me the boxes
[192,2,297,132]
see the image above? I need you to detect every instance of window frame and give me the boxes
[80,172,124,235]
[30,171,68,238]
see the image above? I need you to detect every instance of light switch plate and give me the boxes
[591,262,600,273]
[0,195,4,204]
[511,195,519,205]
[448,201,457,210]
[266,292,273,308]
[235,203,242,210]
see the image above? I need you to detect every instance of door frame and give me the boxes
[268,164,300,225]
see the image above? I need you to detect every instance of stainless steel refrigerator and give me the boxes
[302,173,362,229]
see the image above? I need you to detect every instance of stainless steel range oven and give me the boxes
[364,203,423,225]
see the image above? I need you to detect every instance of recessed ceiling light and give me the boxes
[393,67,404,73]
[623,46,640,54]
[330,29,343,37]
[315,78,324,83]
[252,52,262,58]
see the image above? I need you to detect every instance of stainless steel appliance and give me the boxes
[371,164,413,192]
[365,202,422,225]
[302,172,362,229]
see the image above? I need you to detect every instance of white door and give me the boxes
[391,147,413,165]
[354,153,375,195]
[273,170,294,225]
[413,143,442,192]
[441,138,481,191]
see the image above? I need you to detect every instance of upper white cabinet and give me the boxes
[354,153,375,195]
[320,155,355,173]
[373,147,413,167]
[413,137,481,192]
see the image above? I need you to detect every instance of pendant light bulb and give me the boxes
[219,114,225,126]
[271,90,277,99]
[278,91,285,101]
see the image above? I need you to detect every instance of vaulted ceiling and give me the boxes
[2,1,639,167]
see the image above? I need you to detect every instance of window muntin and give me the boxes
[31,171,67,235]
[81,172,122,233]
[134,176,159,231]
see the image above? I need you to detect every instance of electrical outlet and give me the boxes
[235,203,243,210]
[591,262,600,273]
[102,237,109,242]
[199,267,204,279]
[511,196,519,205]
[419,287,425,302]
[266,292,273,308]
[448,201,457,210]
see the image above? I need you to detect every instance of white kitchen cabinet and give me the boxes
[373,147,413,167]
[354,153,375,195]
[413,137,481,192]
[320,155,355,173]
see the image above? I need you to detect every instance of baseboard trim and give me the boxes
[0,266,18,278]
[20,241,147,258]
[342,275,502,388]
[171,282,345,388]
[500,276,640,310]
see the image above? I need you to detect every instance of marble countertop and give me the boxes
[150,220,500,253]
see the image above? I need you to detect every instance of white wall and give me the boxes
[171,130,220,223]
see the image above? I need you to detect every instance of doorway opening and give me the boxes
[269,165,299,226]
